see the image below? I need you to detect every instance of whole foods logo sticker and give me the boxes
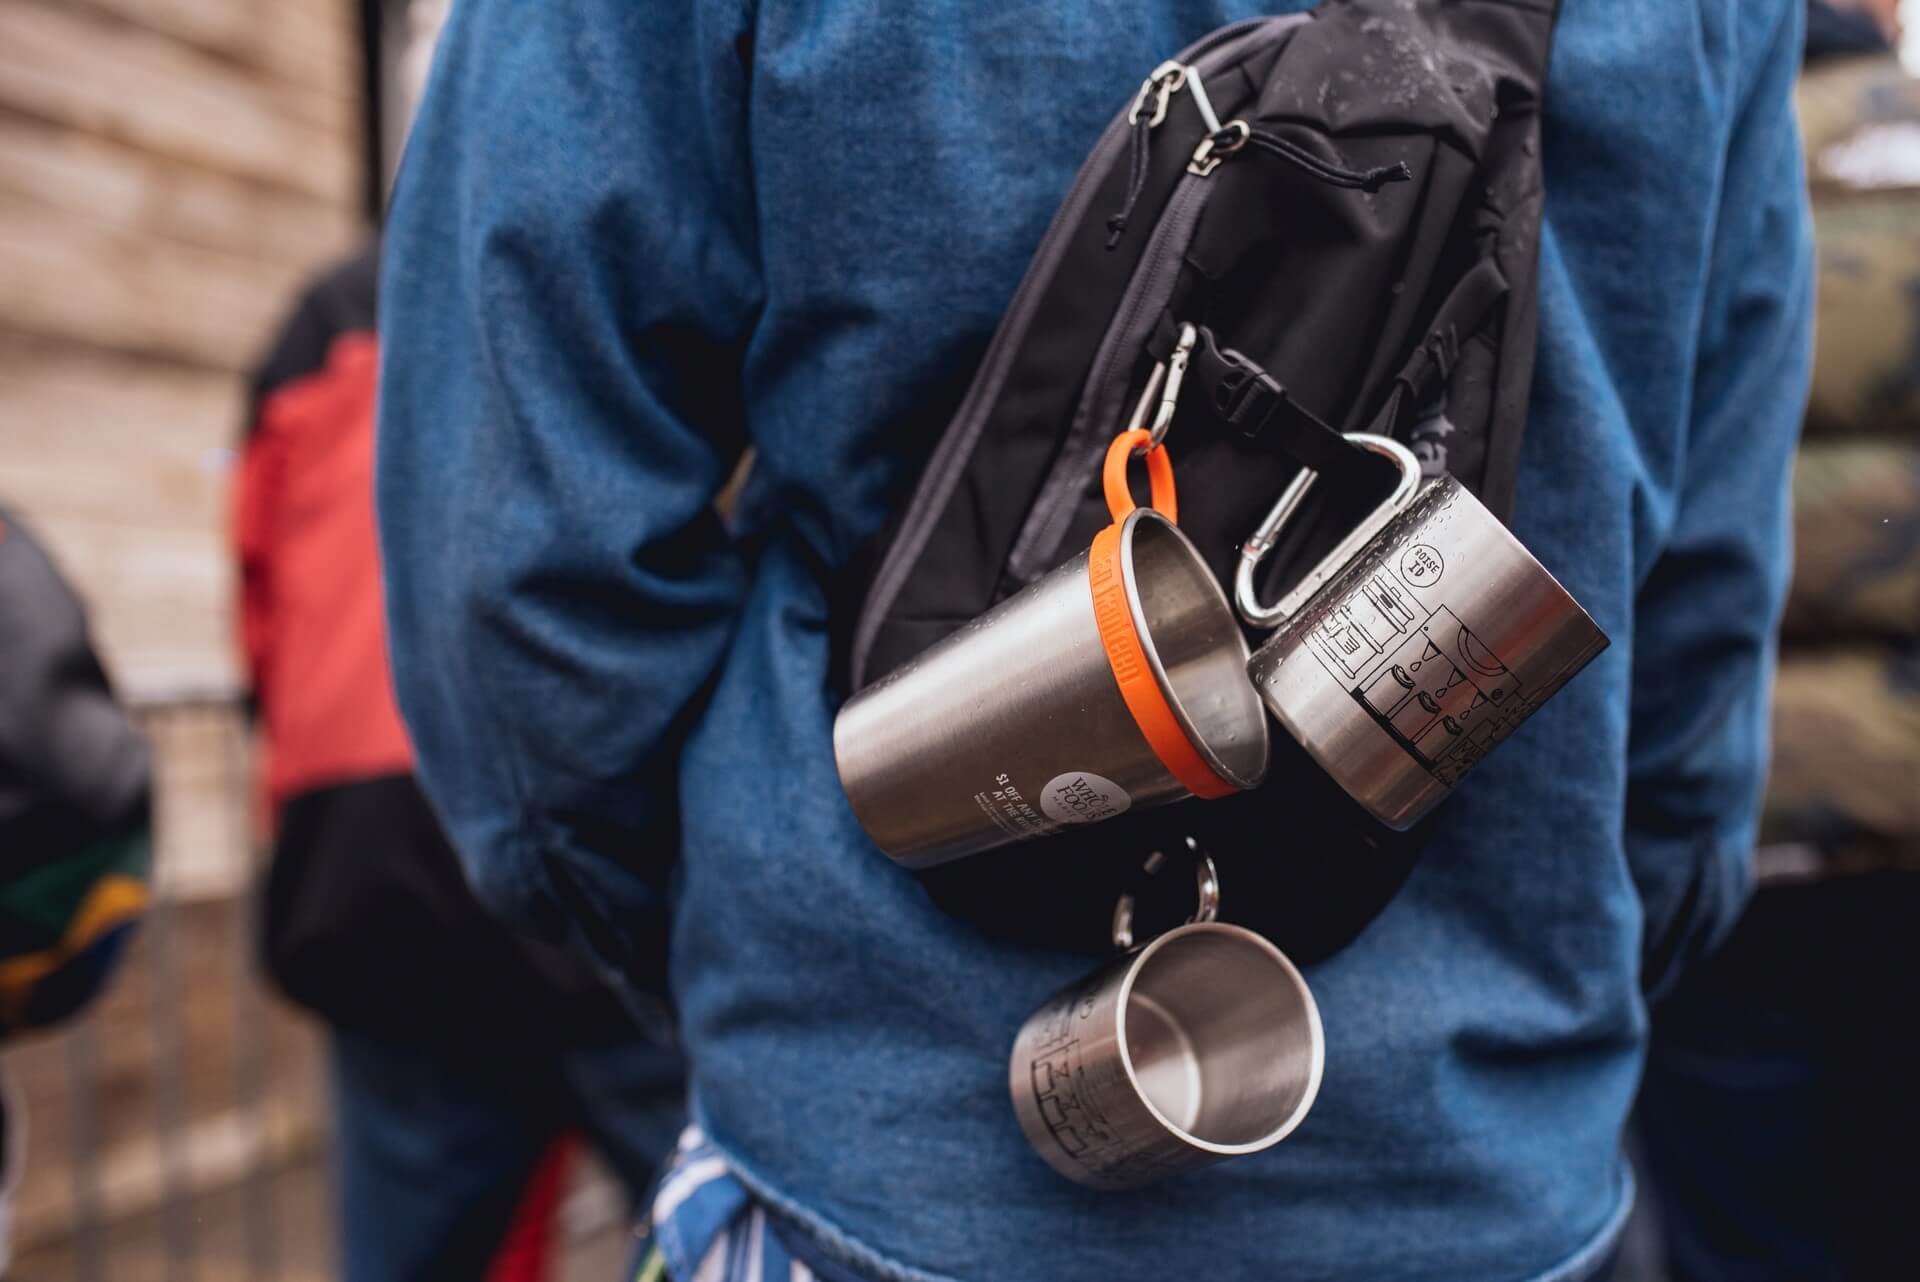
[1040,772,1132,826]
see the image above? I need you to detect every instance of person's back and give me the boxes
[235,247,686,1282]
[376,2,1813,1278]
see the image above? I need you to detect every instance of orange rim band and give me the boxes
[1088,520,1237,801]
[1103,430,1177,525]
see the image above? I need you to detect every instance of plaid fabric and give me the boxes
[635,1128,830,1282]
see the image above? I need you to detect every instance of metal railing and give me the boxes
[12,695,327,1282]
[13,693,623,1280]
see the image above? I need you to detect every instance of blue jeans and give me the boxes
[330,1027,685,1282]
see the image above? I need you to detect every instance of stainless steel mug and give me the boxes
[1241,435,1609,830]
[835,504,1270,869]
[1009,849,1324,1189]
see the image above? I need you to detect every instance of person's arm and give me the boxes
[232,392,279,712]
[1627,0,1815,998]
[375,0,760,980]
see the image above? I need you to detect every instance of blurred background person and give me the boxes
[0,506,151,1272]
[227,3,683,1278]
[1632,2,1920,1278]
[235,239,684,1282]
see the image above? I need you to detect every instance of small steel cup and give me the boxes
[835,508,1269,869]
[1242,439,1609,829]
[1009,850,1324,1190]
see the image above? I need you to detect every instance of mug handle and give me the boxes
[1112,838,1220,952]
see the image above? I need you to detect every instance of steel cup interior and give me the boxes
[1119,512,1270,790]
[1119,923,1324,1152]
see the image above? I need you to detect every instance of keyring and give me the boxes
[1103,429,1177,524]
[1111,837,1221,951]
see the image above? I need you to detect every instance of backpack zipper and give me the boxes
[1010,112,1412,585]
[1005,166,1217,582]
[848,16,1308,689]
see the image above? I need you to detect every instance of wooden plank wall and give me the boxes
[0,0,368,699]
[0,3,367,1245]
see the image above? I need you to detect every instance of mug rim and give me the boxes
[1117,509,1271,791]
[1114,920,1325,1155]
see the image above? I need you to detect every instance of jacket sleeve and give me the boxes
[374,0,761,974]
[1627,0,1814,999]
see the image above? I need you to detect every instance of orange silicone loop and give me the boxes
[1088,521,1237,801]
[1102,430,1178,525]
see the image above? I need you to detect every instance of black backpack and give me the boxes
[843,0,1564,961]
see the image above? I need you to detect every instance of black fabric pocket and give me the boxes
[262,774,636,1046]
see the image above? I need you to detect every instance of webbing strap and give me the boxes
[1147,314,1378,489]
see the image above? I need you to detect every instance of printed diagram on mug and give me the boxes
[1305,551,1537,786]
[1027,999,1122,1167]
[1024,991,1179,1185]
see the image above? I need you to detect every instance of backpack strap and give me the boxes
[1147,312,1385,491]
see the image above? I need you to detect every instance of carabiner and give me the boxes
[1127,61,1188,129]
[1235,434,1424,629]
[1142,323,1197,451]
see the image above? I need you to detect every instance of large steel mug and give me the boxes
[835,500,1269,869]
[1009,849,1324,1189]
[1241,435,1609,830]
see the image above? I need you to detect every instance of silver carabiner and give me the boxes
[1121,323,1197,454]
[1127,61,1188,129]
[1145,323,1196,449]
[1235,433,1424,629]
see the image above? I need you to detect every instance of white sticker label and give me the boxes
[1039,772,1132,826]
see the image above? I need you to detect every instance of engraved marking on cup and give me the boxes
[1400,544,1445,588]
[1088,548,1143,687]
[1306,571,1419,681]
[1350,607,1534,785]
[1026,986,1124,1170]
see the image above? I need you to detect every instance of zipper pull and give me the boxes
[1178,65,1246,177]
[1127,61,1189,129]
[1109,61,1193,249]
[1189,121,1250,177]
